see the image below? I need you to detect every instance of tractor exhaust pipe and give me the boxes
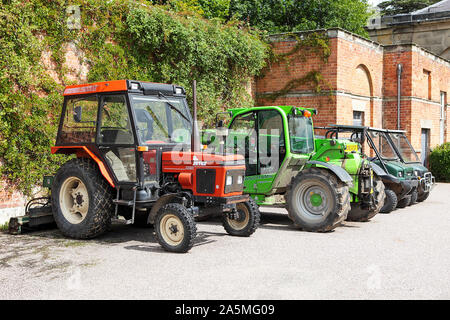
[191,80,200,152]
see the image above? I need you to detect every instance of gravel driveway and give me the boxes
[1,183,449,300]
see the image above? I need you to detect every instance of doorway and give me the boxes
[421,129,430,167]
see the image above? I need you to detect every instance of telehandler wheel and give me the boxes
[222,197,260,237]
[155,203,197,253]
[417,190,430,202]
[51,158,113,239]
[409,189,418,206]
[380,188,397,213]
[285,168,350,232]
[397,194,411,208]
[346,175,385,222]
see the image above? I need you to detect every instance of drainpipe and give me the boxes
[397,64,403,130]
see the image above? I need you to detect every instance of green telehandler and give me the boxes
[202,105,385,232]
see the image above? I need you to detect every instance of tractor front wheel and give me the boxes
[285,168,350,232]
[417,190,430,202]
[154,203,196,253]
[51,158,113,239]
[347,175,385,222]
[222,198,260,237]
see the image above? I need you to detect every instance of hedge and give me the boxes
[430,142,450,182]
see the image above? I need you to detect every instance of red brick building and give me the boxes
[255,28,450,165]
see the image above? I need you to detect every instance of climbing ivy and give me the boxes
[0,0,269,195]
[258,31,332,102]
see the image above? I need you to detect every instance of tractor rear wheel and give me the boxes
[51,158,113,239]
[154,203,196,253]
[397,195,411,208]
[409,189,418,205]
[222,197,260,237]
[417,190,430,202]
[380,188,397,213]
[285,168,350,232]
[347,175,385,222]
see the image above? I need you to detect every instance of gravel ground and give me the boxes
[0,183,449,300]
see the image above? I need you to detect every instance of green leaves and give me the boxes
[0,0,269,194]
[430,142,450,182]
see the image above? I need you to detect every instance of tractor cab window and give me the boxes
[369,131,398,160]
[258,110,285,174]
[288,115,314,154]
[58,95,98,144]
[130,96,191,145]
[387,132,420,163]
[228,112,257,176]
[98,95,137,183]
[99,95,134,144]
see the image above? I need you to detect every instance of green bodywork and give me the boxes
[203,105,370,206]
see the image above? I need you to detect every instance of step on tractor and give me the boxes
[320,125,421,213]
[9,80,260,253]
[202,105,385,232]
[384,129,435,203]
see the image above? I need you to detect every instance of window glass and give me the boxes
[131,96,191,144]
[58,95,98,144]
[369,131,398,160]
[228,112,257,176]
[388,133,420,163]
[258,110,284,174]
[99,95,134,144]
[288,115,314,154]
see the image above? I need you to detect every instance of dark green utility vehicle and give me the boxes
[321,125,419,213]
[385,129,435,203]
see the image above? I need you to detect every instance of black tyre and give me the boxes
[409,189,418,206]
[417,190,430,202]
[222,197,260,237]
[380,189,397,213]
[154,203,196,253]
[285,168,350,232]
[51,158,113,239]
[347,175,385,222]
[397,195,411,208]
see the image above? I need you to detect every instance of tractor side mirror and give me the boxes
[73,106,82,123]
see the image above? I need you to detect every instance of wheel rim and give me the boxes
[160,214,185,246]
[59,176,89,225]
[227,203,250,231]
[293,180,332,223]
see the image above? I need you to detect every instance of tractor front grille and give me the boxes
[196,169,216,194]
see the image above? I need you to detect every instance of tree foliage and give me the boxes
[228,0,373,36]
[377,0,441,16]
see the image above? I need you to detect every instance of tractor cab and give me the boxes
[47,80,260,253]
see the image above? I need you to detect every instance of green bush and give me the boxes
[430,142,450,182]
[0,0,269,195]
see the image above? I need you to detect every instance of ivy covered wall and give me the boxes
[0,0,269,195]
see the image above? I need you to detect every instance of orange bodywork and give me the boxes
[51,146,116,188]
[63,80,128,96]
[162,151,245,197]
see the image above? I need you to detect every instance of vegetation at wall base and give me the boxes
[429,142,450,182]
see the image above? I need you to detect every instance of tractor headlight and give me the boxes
[414,170,419,176]
[237,175,243,184]
[226,175,233,186]
[398,171,403,177]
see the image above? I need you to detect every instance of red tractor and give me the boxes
[46,80,259,253]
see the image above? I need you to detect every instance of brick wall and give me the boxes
[254,28,450,164]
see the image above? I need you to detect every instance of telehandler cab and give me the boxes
[10,80,260,253]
